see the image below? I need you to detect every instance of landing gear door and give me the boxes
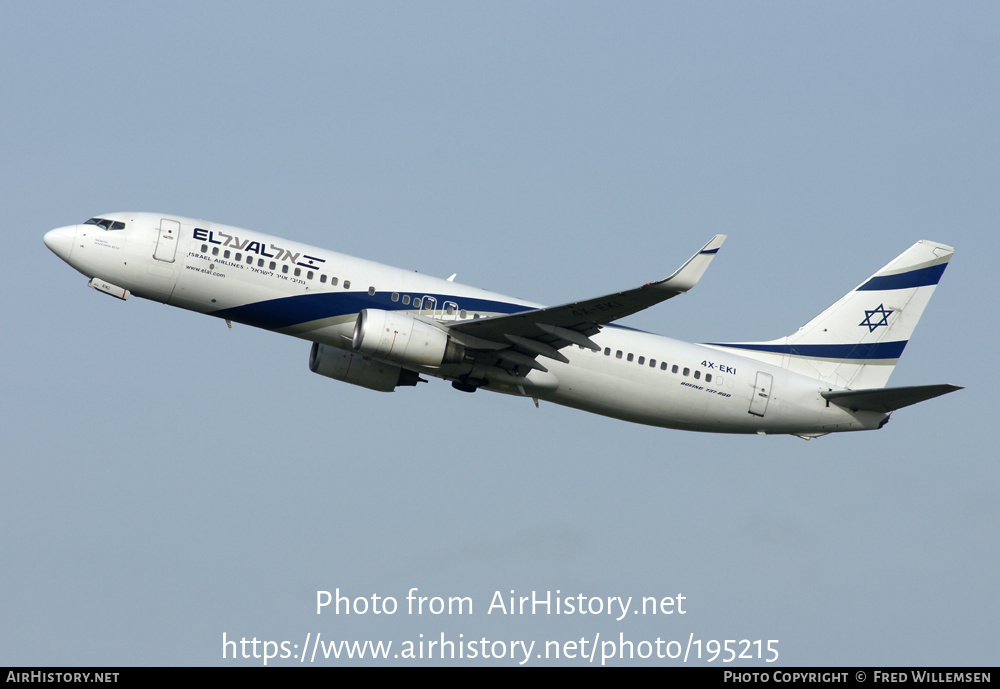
[154,218,180,263]
[749,371,773,417]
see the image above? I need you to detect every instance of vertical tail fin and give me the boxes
[705,240,953,389]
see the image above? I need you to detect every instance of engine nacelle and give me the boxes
[352,309,465,367]
[309,342,420,392]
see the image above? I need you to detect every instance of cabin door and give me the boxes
[154,218,180,262]
[749,372,773,417]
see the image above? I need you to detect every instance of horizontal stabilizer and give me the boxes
[821,384,962,413]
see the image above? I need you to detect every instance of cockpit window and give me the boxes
[84,218,125,230]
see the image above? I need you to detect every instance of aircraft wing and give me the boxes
[446,235,726,372]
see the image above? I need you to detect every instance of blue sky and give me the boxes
[2,2,997,665]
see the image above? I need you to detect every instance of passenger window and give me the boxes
[638,356,645,365]
[320,274,327,283]
[460,310,467,319]
[258,258,264,267]
[649,359,656,368]
[402,295,410,305]
[672,365,679,374]
[331,277,338,286]
[269,261,276,270]
[224,250,230,259]
[212,247,219,256]
[413,298,421,309]
[282,265,288,274]
[616,350,623,359]
[683,368,690,377]
[694,371,701,380]
[307,271,313,279]
[604,348,611,356]
[660,362,667,370]
[706,374,712,383]
[368,286,376,296]
[234,252,241,261]
[627,353,634,362]
[201,244,208,253]
[392,292,399,302]
[294,268,301,277]
[344,280,351,289]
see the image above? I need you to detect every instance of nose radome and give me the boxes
[44,225,77,262]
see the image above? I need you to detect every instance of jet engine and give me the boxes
[309,342,420,392]
[352,309,465,367]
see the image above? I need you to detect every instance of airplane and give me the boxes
[43,213,960,439]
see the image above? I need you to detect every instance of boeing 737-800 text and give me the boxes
[44,213,960,438]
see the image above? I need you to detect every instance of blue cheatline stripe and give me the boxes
[210,291,532,331]
[857,263,947,291]
[707,340,908,361]
[700,248,719,254]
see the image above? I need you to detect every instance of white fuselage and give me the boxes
[44,213,885,436]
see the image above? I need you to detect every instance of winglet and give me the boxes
[657,235,726,293]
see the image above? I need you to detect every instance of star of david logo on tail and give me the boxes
[860,304,893,332]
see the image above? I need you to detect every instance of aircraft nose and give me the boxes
[44,225,77,262]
